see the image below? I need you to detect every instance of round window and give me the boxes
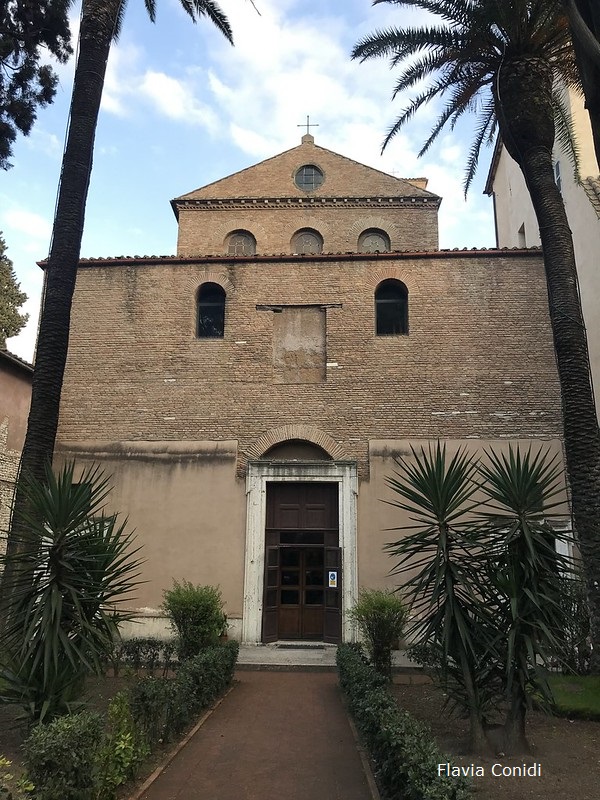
[295,164,324,192]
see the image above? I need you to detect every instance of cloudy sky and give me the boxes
[2,0,497,362]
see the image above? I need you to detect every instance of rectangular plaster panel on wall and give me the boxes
[272,306,326,384]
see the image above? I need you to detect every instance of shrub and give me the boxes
[22,641,240,799]
[349,589,407,681]
[337,644,472,800]
[162,581,226,659]
[23,712,103,800]
[97,692,149,798]
[129,641,239,746]
[109,637,176,676]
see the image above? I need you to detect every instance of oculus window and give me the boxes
[197,282,226,338]
[359,229,390,253]
[375,279,408,335]
[226,230,256,256]
[295,164,324,192]
[291,228,323,255]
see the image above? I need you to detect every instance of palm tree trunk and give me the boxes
[0,0,121,603]
[496,55,600,674]
[519,144,600,673]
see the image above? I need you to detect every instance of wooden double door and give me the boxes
[262,482,341,643]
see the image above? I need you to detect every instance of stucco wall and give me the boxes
[0,357,32,546]
[54,441,246,620]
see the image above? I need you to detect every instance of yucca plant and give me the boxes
[385,442,493,752]
[386,442,573,754]
[0,461,143,723]
[478,446,572,752]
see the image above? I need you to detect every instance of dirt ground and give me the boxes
[392,677,600,800]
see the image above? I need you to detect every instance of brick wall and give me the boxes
[57,250,562,476]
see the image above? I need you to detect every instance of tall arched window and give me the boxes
[197,282,226,338]
[375,279,408,335]
[226,230,256,256]
[291,228,323,254]
[358,228,391,253]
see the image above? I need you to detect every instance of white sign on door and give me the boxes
[328,571,338,588]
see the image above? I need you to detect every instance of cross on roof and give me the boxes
[298,115,319,136]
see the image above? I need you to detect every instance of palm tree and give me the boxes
[352,0,600,673]
[1,0,232,600]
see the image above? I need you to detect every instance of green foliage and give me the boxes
[385,443,492,746]
[0,2,71,169]
[386,442,572,752]
[97,692,149,799]
[554,573,591,674]
[107,637,176,677]
[23,712,103,800]
[162,581,226,659]
[548,674,600,719]
[351,0,577,192]
[337,644,472,800]
[349,589,407,681]
[0,756,34,799]
[128,641,239,747]
[0,462,143,723]
[21,641,239,800]
[0,234,28,348]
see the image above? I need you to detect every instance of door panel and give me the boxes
[263,546,280,643]
[263,483,340,642]
[324,546,342,643]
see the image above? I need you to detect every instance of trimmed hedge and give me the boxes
[23,641,239,800]
[337,644,472,800]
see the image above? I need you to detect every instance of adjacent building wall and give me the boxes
[487,87,600,416]
[0,352,33,550]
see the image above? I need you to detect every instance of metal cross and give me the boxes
[298,115,319,135]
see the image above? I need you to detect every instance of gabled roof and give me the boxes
[171,134,439,217]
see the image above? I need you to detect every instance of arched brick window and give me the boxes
[197,282,226,338]
[358,228,391,253]
[375,279,408,335]
[226,230,256,256]
[291,228,323,255]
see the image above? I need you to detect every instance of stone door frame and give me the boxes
[242,460,358,644]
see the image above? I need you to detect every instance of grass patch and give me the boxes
[549,675,600,720]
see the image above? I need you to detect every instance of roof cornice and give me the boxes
[46,247,543,270]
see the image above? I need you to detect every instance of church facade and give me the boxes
[55,134,565,643]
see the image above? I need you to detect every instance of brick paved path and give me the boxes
[139,671,375,800]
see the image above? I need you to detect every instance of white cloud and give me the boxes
[3,209,52,241]
[139,71,220,132]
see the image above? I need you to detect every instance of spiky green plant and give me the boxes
[386,442,573,754]
[385,442,492,751]
[478,445,572,752]
[0,462,143,722]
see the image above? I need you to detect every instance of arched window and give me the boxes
[226,230,256,256]
[197,282,226,338]
[375,279,408,335]
[291,228,323,255]
[358,228,391,253]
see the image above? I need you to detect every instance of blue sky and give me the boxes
[2,0,496,362]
